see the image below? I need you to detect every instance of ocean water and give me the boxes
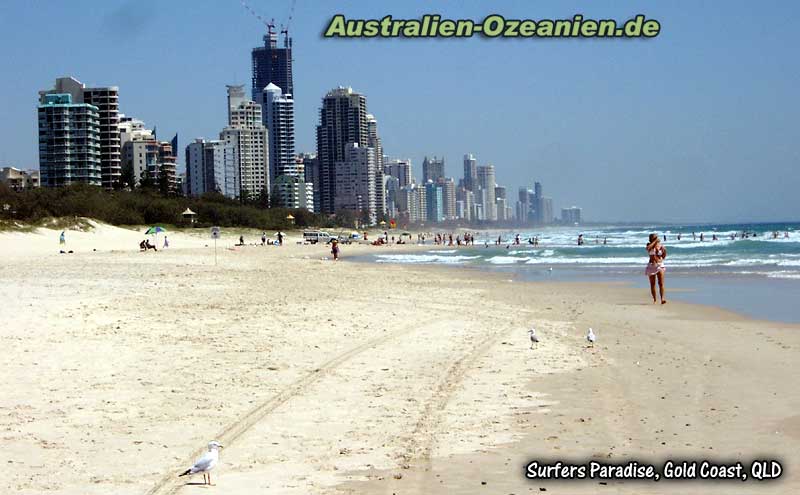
[366,223,800,323]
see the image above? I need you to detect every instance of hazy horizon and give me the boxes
[1,0,797,223]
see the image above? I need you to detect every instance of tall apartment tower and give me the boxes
[463,153,477,191]
[261,83,297,181]
[334,143,377,223]
[384,159,412,188]
[439,177,457,221]
[39,77,120,188]
[252,26,293,101]
[366,114,385,217]
[185,139,238,199]
[477,164,497,221]
[37,93,102,187]
[221,85,269,199]
[422,156,445,183]
[316,86,369,214]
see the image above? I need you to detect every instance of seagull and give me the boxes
[587,328,596,347]
[528,328,539,349]
[179,441,223,485]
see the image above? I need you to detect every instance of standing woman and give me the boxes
[646,233,667,304]
[331,239,340,261]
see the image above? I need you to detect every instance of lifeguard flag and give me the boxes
[390,219,396,228]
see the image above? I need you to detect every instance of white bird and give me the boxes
[587,328,596,347]
[179,441,223,485]
[528,328,539,348]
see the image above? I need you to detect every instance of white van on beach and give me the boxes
[303,231,332,244]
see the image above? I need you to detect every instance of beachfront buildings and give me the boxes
[397,183,427,223]
[316,86,370,214]
[439,177,457,221]
[477,165,497,221]
[333,143,377,223]
[272,174,314,211]
[425,180,444,223]
[118,116,177,191]
[384,159,412,189]
[1,167,40,191]
[222,85,269,200]
[562,206,582,224]
[185,139,238,198]
[366,114,385,218]
[463,154,477,192]
[300,153,321,212]
[39,77,120,189]
[261,83,297,181]
[422,156,445,183]
[37,93,102,187]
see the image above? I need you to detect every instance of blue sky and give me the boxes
[1,0,798,222]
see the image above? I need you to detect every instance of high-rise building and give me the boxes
[539,197,553,225]
[456,186,474,221]
[334,143,377,222]
[422,156,445,183]
[121,135,177,191]
[366,114,385,218]
[397,183,427,224]
[384,175,400,219]
[463,153,477,191]
[300,152,321,212]
[384,159,412,188]
[272,174,314,210]
[186,138,238,198]
[39,77,120,188]
[251,26,293,101]
[439,177,456,221]
[37,93,102,187]
[120,116,177,191]
[562,206,582,224]
[425,180,444,223]
[222,85,269,199]
[477,164,497,221]
[261,83,297,181]
[316,86,369,214]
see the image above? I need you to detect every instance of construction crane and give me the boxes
[240,0,296,40]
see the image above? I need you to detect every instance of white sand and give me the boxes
[1,222,798,495]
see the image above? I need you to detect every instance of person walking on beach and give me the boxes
[331,239,340,261]
[277,232,283,246]
[646,233,667,305]
[59,230,65,246]
[163,236,169,249]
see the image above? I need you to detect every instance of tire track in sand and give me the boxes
[397,317,516,470]
[144,322,428,495]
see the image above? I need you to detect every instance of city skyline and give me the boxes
[1,1,798,222]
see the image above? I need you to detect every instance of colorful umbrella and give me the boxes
[145,226,166,235]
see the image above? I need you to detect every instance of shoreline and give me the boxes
[356,249,800,325]
[1,224,798,494]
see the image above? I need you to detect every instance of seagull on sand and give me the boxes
[179,441,223,485]
[528,328,539,348]
[587,328,596,347]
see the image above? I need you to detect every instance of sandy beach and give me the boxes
[1,223,798,495]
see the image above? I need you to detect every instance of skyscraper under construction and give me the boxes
[251,25,293,101]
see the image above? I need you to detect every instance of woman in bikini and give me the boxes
[646,233,667,304]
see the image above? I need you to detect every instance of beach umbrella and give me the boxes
[145,226,166,235]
